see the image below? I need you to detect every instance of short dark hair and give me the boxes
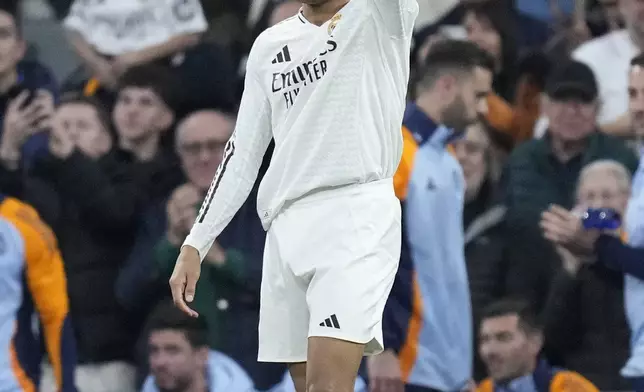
[118,64,178,110]
[481,298,542,335]
[145,301,209,349]
[472,47,495,74]
[0,0,20,32]
[417,39,490,90]
[58,92,113,134]
[462,1,518,72]
[632,53,644,69]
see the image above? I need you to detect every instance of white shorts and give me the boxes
[257,178,401,363]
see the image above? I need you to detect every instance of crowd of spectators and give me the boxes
[1,0,644,391]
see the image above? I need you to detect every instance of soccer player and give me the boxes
[0,196,77,392]
[370,41,491,392]
[169,0,419,391]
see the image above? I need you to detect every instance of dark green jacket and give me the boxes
[154,239,246,349]
[501,131,638,311]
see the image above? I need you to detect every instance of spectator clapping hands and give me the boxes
[166,183,201,247]
[48,112,75,159]
[540,204,601,259]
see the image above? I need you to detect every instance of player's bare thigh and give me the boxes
[305,337,364,392]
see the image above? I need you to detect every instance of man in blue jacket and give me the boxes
[369,40,490,392]
[0,1,59,167]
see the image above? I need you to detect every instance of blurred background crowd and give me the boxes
[2,0,644,391]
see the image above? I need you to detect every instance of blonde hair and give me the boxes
[577,160,632,198]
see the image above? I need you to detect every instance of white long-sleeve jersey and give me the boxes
[184,0,419,259]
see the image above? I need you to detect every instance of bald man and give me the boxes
[175,110,235,192]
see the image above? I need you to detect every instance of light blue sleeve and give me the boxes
[208,350,256,391]
[269,371,367,392]
[355,376,368,392]
[140,376,158,392]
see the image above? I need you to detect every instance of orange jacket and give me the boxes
[0,197,76,391]
[485,77,542,148]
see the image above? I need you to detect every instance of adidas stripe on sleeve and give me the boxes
[182,45,273,261]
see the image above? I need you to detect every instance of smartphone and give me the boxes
[581,208,621,230]
[8,85,37,108]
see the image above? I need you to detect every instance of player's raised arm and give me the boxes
[182,55,272,260]
[369,0,419,38]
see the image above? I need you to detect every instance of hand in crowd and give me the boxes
[166,184,227,266]
[90,57,118,90]
[3,89,54,142]
[554,245,584,276]
[367,349,404,392]
[540,205,600,257]
[205,240,226,266]
[166,184,202,246]
[111,52,143,79]
[48,113,75,159]
[569,19,592,48]
[90,52,145,89]
[0,90,54,166]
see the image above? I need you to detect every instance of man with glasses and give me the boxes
[153,110,283,390]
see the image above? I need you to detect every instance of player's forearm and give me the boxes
[182,146,266,259]
[183,62,272,259]
[181,35,273,259]
[123,33,201,65]
[599,113,632,136]
[573,0,586,23]
[65,30,106,71]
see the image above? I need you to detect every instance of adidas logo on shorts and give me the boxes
[319,314,341,329]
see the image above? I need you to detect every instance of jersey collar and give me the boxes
[297,5,349,30]
[403,103,460,148]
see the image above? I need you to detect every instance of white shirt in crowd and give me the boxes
[63,0,208,56]
[534,29,637,138]
[184,0,419,258]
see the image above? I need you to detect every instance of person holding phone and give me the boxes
[543,54,644,391]
[0,89,55,168]
[539,160,632,390]
[0,1,59,168]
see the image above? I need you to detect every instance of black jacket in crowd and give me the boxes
[463,180,509,381]
[30,149,144,364]
[542,263,631,391]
